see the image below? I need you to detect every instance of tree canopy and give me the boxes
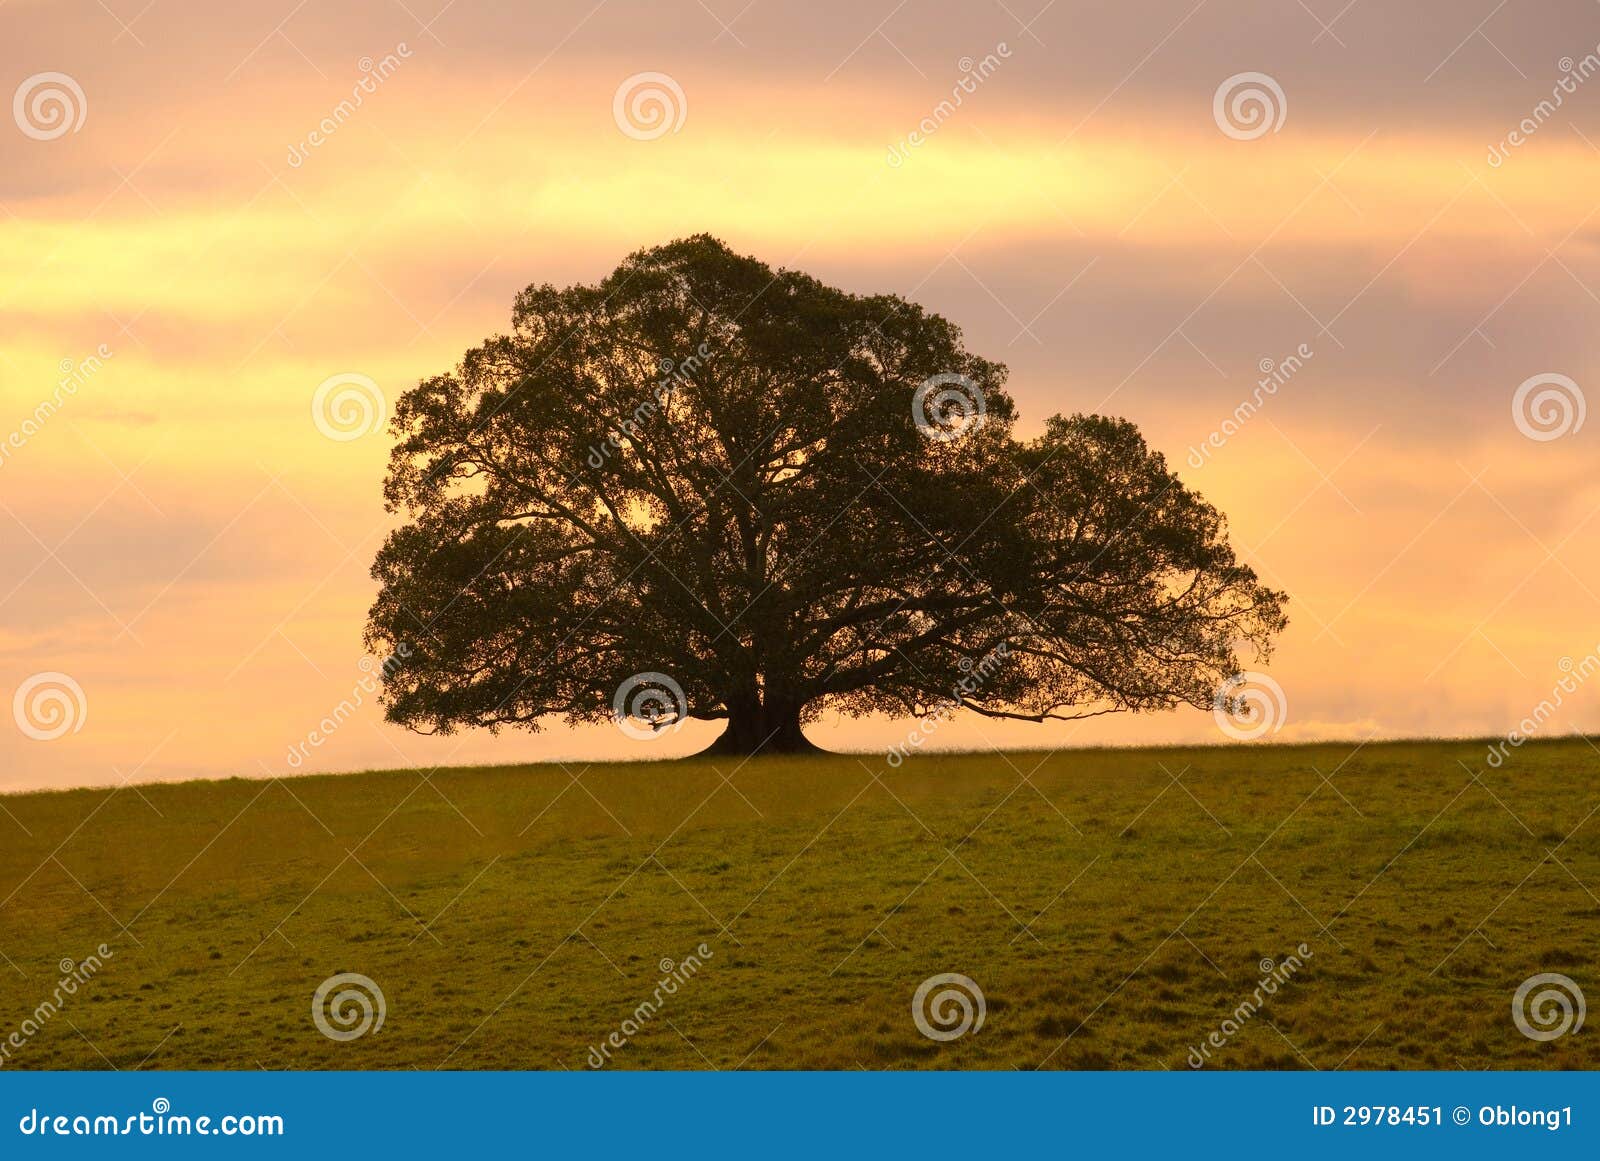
[364,235,1287,754]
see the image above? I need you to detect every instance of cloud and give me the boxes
[2,0,1597,790]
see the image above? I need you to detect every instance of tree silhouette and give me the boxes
[365,236,1287,755]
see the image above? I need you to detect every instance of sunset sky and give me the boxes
[4,0,1600,791]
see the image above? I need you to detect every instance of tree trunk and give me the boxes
[701,697,821,756]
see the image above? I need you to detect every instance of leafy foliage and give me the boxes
[365,236,1287,752]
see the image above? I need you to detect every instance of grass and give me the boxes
[0,737,1594,1070]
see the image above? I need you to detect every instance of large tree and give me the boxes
[365,236,1287,755]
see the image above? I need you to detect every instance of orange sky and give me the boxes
[4,0,1600,790]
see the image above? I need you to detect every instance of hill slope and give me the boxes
[0,739,1594,1069]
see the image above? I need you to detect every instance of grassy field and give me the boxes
[0,737,1594,1070]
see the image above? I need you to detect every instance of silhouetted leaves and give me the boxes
[365,236,1286,751]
